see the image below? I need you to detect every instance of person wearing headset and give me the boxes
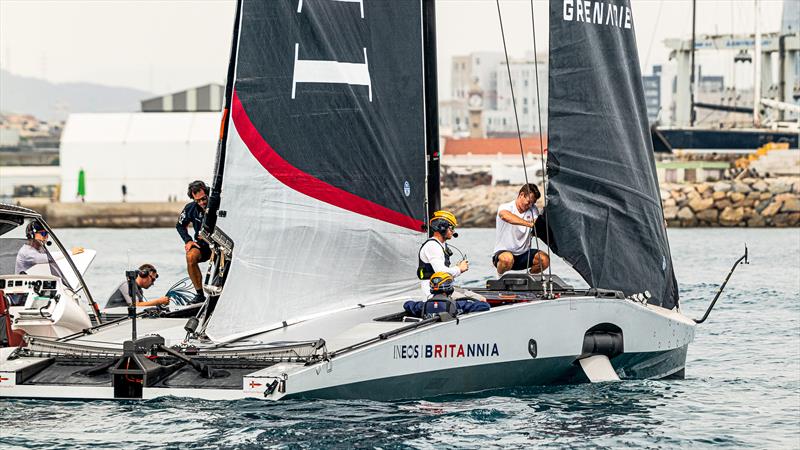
[417,210,486,302]
[105,263,169,309]
[15,221,83,274]
[176,180,212,304]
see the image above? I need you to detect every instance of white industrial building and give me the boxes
[0,166,60,199]
[59,112,220,202]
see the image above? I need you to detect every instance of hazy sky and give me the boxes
[0,0,788,98]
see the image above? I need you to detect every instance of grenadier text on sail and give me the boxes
[562,0,632,29]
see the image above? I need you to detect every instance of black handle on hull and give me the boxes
[694,245,748,324]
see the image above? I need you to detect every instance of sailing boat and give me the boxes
[652,0,799,152]
[0,0,717,401]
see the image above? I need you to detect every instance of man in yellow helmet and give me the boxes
[403,271,489,318]
[417,210,485,302]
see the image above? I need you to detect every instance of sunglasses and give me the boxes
[149,273,159,282]
[37,230,48,237]
[195,196,208,204]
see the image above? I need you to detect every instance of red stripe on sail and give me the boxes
[231,91,424,232]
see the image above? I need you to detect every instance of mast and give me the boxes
[422,0,440,230]
[689,0,697,127]
[753,0,762,127]
[204,0,243,235]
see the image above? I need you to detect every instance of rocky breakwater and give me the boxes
[442,177,800,228]
[661,177,800,227]
[442,185,536,228]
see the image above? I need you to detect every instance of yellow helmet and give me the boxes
[429,210,458,235]
[429,271,455,295]
[431,210,458,227]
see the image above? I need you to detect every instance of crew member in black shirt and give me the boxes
[177,180,212,304]
[106,263,169,309]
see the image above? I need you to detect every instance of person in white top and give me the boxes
[15,221,83,275]
[417,210,485,301]
[492,184,550,275]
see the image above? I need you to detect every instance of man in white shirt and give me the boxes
[417,210,485,301]
[492,184,550,275]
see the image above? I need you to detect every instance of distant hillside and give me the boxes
[0,69,153,122]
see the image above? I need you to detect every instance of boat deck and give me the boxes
[63,288,566,354]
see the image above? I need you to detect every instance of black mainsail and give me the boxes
[205,0,434,338]
[545,0,679,309]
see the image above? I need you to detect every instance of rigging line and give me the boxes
[643,0,664,70]
[528,0,553,288]
[446,243,467,261]
[730,0,735,36]
[495,0,543,280]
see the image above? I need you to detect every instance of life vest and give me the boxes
[422,293,457,319]
[417,238,451,280]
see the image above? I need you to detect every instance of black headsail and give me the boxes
[546,0,679,309]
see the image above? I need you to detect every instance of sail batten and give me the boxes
[546,0,679,309]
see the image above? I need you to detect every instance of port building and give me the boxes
[59,84,223,202]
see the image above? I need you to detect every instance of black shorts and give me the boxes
[195,240,212,263]
[492,249,541,271]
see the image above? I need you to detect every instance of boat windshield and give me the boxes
[0,216,73,289]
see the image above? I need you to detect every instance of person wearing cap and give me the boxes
[493,183,550,276]
[15,221,83,275]
[417,210,485,302]
[105,263,170,309]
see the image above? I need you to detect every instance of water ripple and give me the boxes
[1,228,798,448]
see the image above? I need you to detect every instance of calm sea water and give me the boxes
[2,227,799,449]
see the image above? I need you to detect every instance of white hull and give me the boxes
[0,295,695,401]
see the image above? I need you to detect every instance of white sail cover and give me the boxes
[206,0,429,339]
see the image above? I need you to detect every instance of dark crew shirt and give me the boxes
[106,281,144,309]
[176,201,205,244]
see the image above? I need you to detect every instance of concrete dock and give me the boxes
[15,199,184,228]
